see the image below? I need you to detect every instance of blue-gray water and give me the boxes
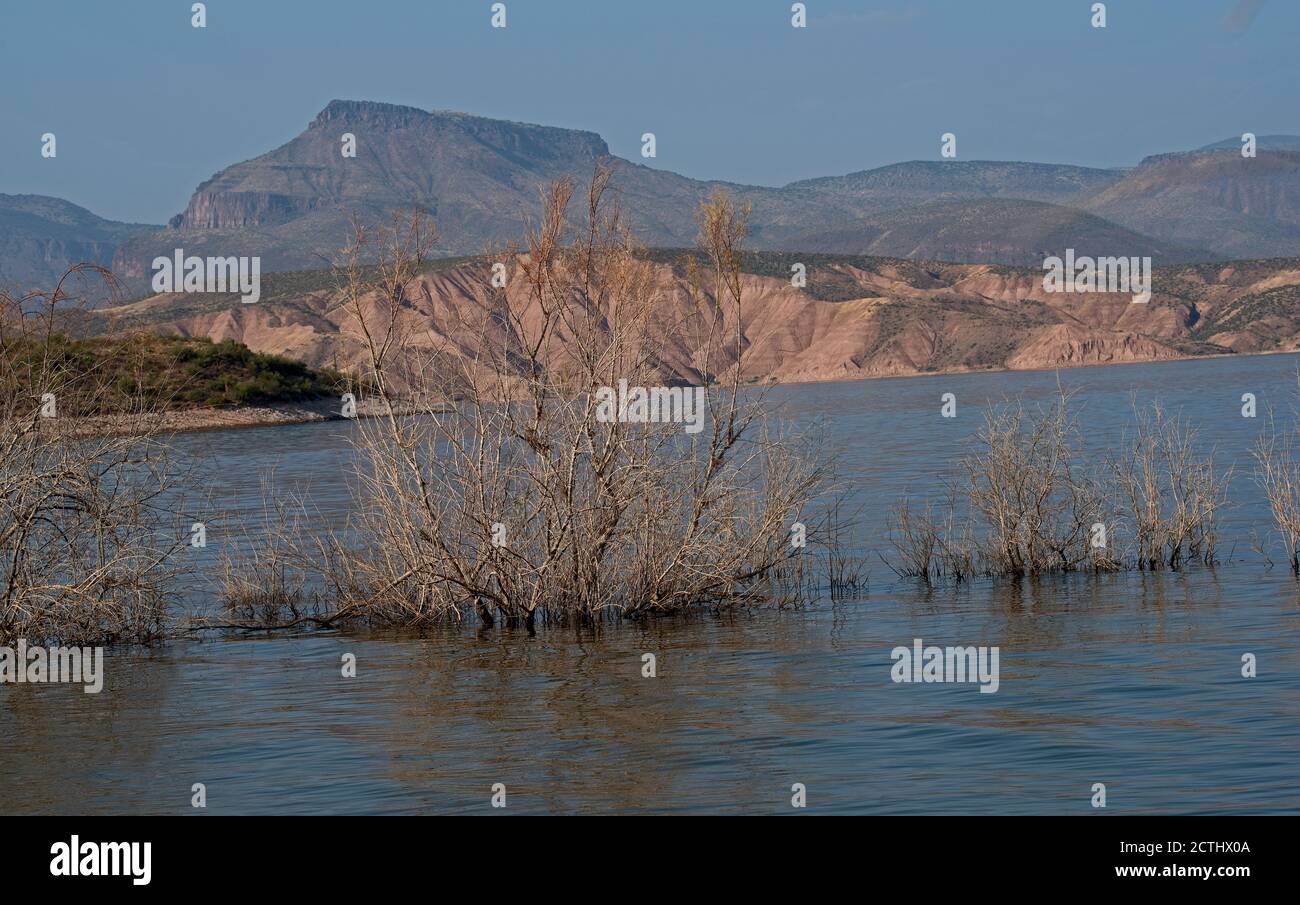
[2,354,1299,814]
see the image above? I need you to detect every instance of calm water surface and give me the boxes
[2,354,1299,814]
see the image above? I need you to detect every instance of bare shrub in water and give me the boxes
[1109,402,1229,570]
[0,267,193,644]
[889,498,944,582]
[891,395,1115,580]
[215,475,334,628]
[889,394,1226,580]
[888,489,976,583]
[964,399,1100,575]
[1253,408,1300,573]
[312,169,840,627]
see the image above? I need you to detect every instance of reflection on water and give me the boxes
[2,354,1299,814]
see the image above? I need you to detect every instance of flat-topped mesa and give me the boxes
[309,98,608,149]
[306,98,611,160]
[165,100,612,233]
[310,98,431,127]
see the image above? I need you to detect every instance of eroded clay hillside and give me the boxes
[86,252,1300,385]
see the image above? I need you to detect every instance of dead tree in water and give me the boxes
[0,266,193,644]
[292,169,841,627]
[888,395,1227,579]
[1254,407,1300,573]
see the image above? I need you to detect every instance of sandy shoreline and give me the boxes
[37,397,394,439]
[41,347,1300,439]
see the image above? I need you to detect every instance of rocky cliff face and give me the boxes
[91,252,1300,385]
[170,192,319,231]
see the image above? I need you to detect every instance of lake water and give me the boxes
[3,354,1299,814]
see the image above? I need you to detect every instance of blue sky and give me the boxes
[1,0,1296,224]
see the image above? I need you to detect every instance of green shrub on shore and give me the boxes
[2,332,348,417]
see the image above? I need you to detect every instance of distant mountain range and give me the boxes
[0,195,158,294]
[1084,149,1300,259]
[4,99,1300,296]
[778,197,1211,265]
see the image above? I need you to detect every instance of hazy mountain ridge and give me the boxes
[115,100,868,274]
[786,159,1123,208]
[1085,148,1300,259]
[0,194,158,293]
[777,197,1213,265]
[107,104,1300,281]
[7,106,1300,296]
[1197,134,1300,152]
